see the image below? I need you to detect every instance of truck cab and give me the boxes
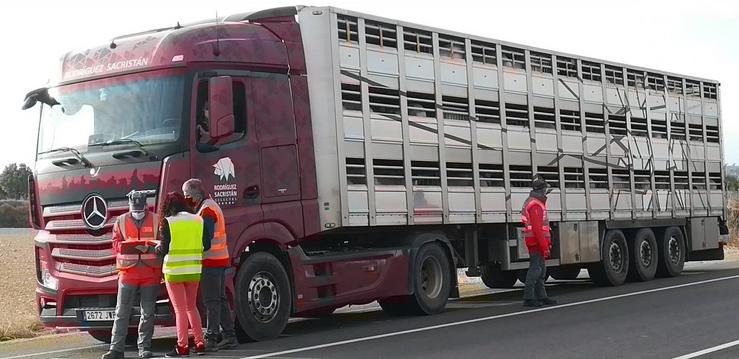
[26,8,317,341]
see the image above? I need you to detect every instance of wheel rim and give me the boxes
[639,240,653,268]
[609,241,624,272]
[248,272,280,323]
[668,236,681,264]
[420,255,443,299]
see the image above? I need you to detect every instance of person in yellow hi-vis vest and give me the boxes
[155,192,206,357]
[183,178,237,351]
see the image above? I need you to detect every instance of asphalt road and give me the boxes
[4,260,739,359]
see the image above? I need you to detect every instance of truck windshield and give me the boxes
[37,70,184,156]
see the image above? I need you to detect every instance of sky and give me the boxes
[0,0,737,169]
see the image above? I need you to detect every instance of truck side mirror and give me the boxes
[208,76,235,140]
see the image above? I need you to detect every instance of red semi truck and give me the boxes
[25,6,726,342]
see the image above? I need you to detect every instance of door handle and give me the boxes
[244,185,260,199]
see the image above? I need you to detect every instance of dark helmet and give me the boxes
[531,174,549,190]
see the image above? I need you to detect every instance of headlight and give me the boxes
[41,268,59,290]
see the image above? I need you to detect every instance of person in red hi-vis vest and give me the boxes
[183,178,237,351]
[521,175,557,308]
[102,191,160,359]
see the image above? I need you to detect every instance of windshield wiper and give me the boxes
[90,139,149,156]
[38,147,93,168]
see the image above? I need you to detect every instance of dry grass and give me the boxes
[0,229,43,341]
[727,199,739,248]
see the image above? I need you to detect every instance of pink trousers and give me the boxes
[166,281,203,348]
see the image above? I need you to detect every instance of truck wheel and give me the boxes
[549,266,581,280]
[657,226,685,277]
[408,243,451,314]
[480,264,517,288]
[234,252,291,341]
[587,230,629,286]
[379,243,451,316]
[88,328,137,345]
[627,228,658,282]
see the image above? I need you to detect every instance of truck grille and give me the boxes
[42,198,135,277]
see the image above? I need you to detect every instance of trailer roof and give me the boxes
[306,6,720,85]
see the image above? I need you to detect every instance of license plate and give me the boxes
[84,310,115,321]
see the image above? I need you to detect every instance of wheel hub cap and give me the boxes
[639,240,653,268]
[248,272,279,323]
[609,242,624,272]
[668,236,680,264]
[420,256,443,299]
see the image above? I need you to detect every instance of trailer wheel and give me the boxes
[627,228,658,282]
[234,252,291,341]
[379,243,451,316]
[480,264,517,288]
[588,230,629,286]
[549,266,581,280]
[657,226,685,277]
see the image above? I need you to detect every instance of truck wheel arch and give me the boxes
[233,222,297,312]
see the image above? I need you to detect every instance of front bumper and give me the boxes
[36,284,175,330]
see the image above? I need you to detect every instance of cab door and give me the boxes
[190,73,263,250]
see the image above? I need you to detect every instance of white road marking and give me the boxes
[672,339,739,359]
[2,344,108,359]
[242,274,739,359]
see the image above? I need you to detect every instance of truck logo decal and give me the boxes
[213,157,236,181]
[81,194,108,230]
[213,157,238,206]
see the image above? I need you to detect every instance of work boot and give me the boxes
[541,297,557,305]
[102,351,125,359]
[138,349,153,359]
[165,346,189,357]
[523,299,543,308]
[205,337,219,352]
[216,335,238,350]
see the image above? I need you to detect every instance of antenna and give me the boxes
[213,10,221,57]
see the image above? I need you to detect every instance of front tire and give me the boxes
[627,228,658,282]
[657,226,685,277]
[234,252,291,341]
[588,230,629,286]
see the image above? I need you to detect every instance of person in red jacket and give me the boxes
[521,175,557,308]
[102,191,161,359]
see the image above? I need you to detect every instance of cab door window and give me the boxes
[195,79,246,148]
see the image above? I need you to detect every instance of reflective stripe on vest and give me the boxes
[116,213,161,271]
[198,199,229,262]
[162,212,204,283]
[520,197,550,236]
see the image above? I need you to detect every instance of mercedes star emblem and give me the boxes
[82,194,108,230]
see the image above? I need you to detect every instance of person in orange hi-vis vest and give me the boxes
[521,175,558,308]
[182,178,237,351]
[102,191,161,359]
